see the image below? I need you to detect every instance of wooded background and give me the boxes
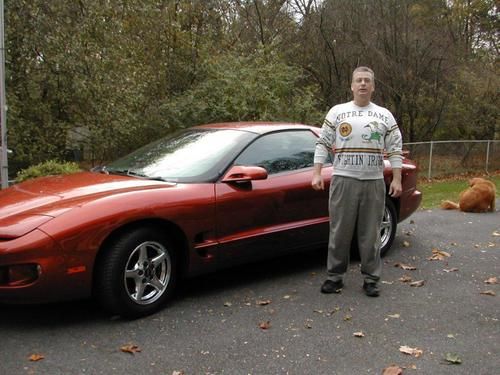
[5,0,499,169]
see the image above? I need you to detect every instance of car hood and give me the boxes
[0,172,174,239]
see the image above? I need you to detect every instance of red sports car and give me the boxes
[0,122,421,317]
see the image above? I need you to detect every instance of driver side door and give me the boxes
[215,129,331,267]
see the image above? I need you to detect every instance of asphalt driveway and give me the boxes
[0,205,498,374]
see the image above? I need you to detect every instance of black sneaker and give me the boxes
[321,280,344,294]
[363,282,380,297]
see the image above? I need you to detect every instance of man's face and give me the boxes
[351,71,375,102]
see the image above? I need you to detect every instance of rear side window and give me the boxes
[235,130,318,174]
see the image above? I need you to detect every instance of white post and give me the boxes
[0,0,8,188]
[427,141,433,180]
[485,140,490,174]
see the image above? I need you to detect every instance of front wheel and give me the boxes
[94,227,178,318]
[380,199,397,256]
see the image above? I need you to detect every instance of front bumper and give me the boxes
[0,229,87,304]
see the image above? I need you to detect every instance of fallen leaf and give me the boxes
[172,371,185,375]
[28,354,45,362]
[259,321,271,330]
[444,352,462,364]
[256,299,271,306]
[382,365,403,375]
[443,268,459,273]
[410,280,425,287]
[327,307,340,316]
[436,248,451,256]
[353,331,365,337]
[428,248,451,261]
[399,275,413,283]
[492,230,500,237]
[395,262,416,270]
[480,290,496,296]
[343,314,352,321]
[402,241,411,247]
[484,277,498,285]
[223,301,232,307]
[283,295,291,299]
[120,344,141,354]
[399,345,423,357]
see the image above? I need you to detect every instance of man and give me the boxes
[311,66,403,297]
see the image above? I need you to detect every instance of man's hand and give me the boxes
[389,168,402,197]
[311,174,324,190]
[311,163,324,190]
[389,180,402,197]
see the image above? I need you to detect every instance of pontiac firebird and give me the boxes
[0,123,421,317]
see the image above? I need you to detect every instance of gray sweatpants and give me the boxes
[327,175,386,284]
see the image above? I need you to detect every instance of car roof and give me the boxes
[193,121,319,135]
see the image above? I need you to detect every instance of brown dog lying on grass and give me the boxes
[441,177,496,213]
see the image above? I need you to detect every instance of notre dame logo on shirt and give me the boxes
[339,122,352,137]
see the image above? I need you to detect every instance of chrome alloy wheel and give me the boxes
[124,241,172,305]
[380,205,393,250]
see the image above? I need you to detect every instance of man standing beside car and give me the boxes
[311,66,403,297]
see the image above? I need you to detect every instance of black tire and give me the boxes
[94,227,177,318]
[380,199,397,256]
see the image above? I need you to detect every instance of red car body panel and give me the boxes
[215,167,331,267]
[0,122,421,305]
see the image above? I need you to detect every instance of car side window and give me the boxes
[235,130,320,174]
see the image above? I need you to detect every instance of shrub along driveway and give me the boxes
[0,204,498,374]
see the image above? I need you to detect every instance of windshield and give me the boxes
[106,128,256,182]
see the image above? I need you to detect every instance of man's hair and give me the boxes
[352,66,375,82]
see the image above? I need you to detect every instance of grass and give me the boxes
[417,174,500,209]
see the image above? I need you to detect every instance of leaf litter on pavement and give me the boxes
[258,320,271,330]
[382,365,403,375]
[479,290,496,296]
[28,354,45,362]
[399,345,424,357]
[394,262,417,270]
[444,352,462,364]
[409,280,425,287]
[428,248,451,261]
[120,344,141,354]
[484,276,498,284]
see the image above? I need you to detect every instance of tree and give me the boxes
[4,0,498,172]
[159,47,322,128]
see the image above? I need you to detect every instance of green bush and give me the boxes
[15,160,81,183]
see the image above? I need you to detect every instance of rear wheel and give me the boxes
[95,227,177,318]
[380,199,397,256]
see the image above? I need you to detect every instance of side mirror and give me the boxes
[222,165,268,183]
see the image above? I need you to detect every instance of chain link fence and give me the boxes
[404,140,500,180]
